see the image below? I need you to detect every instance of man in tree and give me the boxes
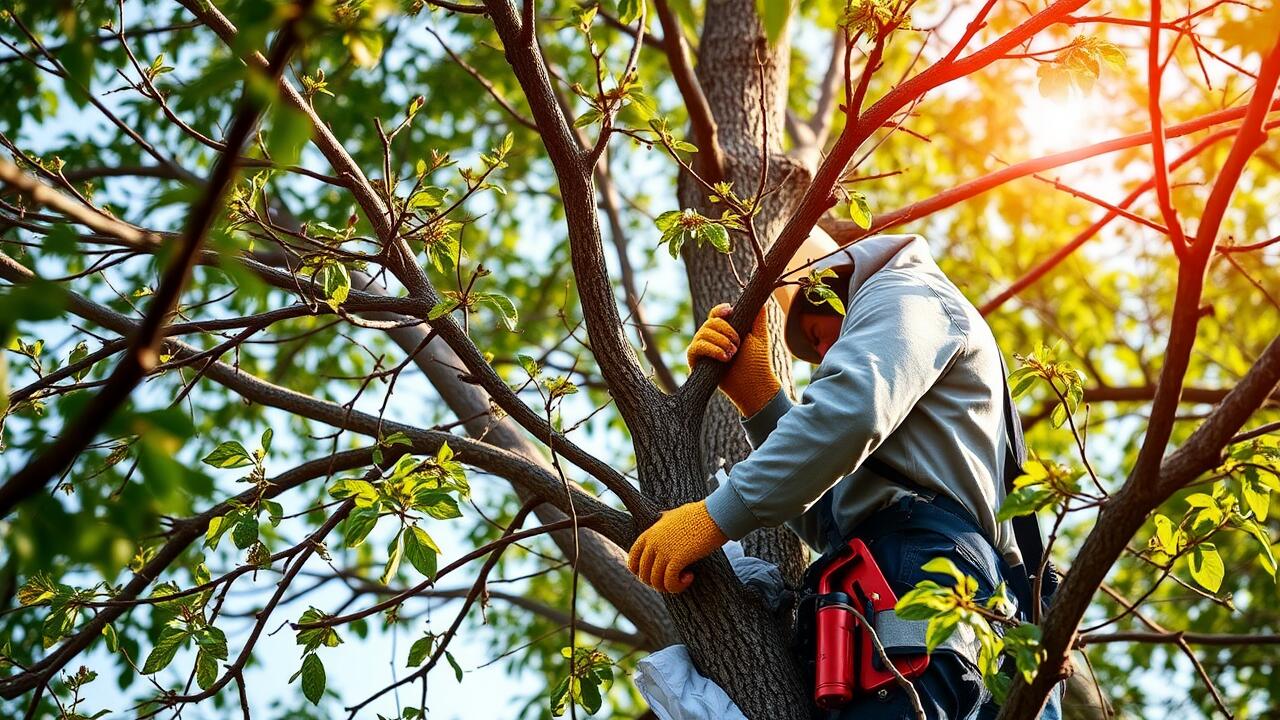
[628,228,1061,718]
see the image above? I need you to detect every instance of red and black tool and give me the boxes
[812,539,930,708]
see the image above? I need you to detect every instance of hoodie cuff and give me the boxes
[705,480,761,541]
[740,389,793,448]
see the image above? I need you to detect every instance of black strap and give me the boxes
[999,359,1050,581]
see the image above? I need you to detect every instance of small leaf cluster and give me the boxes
[202,429,281,564]
[646,117,698,154]
[997,458,1086,521]
[1010,344,1085,428]
[1036,36,1125,100]
[405,630,463,681]
[550,646,615,717]
[429,276,520,332]
[895,557,1040,703]
[329,443,468,585]
[291,607,342,705]
[654,209,734,259]
[841,0,915,41]
[138,570,229,692]
[1146,453,1279,593]
[17,574,108,650]
[797,267,847,316]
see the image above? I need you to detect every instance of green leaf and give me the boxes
[329,479,379,507]
[429,299,460,320]
[407,633,434,667]
[1184,492,1217,508]
[446,651,463,681]
[413,490,462,520]
[654,210,682,232]
[1243,478,1270,521]
[702,223,731,254]
[16,574,59,606]
[195,648,218,690]
[579,674,603,713]
[1003,623,1043,683]
[195,626,229,661]
[202,441,253,469]
[574,108,604,128]
[67,341,90,380]
[895,580,952,620]
[300,652,326,705]
[205,515,232,550]
[381,529,404,585]
[102,623,119,653]
[1007,366,1039,400]
[1189,543,1225,593]
[232,516,259,550]
[550,676,571,717]
[625,89,658,120]
[408,186,449,210]
[1152,514,1180,555]
[615,0,642,24]
[260,427,273,454]
[142,625,189,674]
[848,191,873,230]
[296,608,343,653]
[475,292,519,331]
[344,506,380,548]
[922,557,967,585]
[517,353,541,378]
[925,611,961,652]
[317,260,350,311]
[263,499,284,527]
[404,526,440,579]
[997,486,1056,521]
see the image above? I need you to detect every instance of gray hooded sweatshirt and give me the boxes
[704,234,1021,564]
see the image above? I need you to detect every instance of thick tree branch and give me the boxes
[479,0,661,428]
[653,0,725,182]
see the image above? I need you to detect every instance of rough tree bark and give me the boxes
[678,0,811,588]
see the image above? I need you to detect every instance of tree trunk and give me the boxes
[679,0,812,588]
[640,398,810,719]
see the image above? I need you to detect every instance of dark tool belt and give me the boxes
[793,362,1060,710]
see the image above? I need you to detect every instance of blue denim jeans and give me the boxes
[821,497,1064,720]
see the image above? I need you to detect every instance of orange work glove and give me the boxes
[686,303,781,417]
[628,500,728,594]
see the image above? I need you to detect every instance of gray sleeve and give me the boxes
[740,389,793,448]
[705,277,967,540]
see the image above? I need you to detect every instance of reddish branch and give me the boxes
[1147,0,1189,254]
[979,120,1279,315]
[999,33,1280,717]
[824,97,1280,245]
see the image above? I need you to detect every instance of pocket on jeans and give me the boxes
[877,529,959,595]
[881,530,996,598]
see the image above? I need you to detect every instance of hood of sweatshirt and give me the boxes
[785,233,932,363]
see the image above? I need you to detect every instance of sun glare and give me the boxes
[1018,91,1109,156]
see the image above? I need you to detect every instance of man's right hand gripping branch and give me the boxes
[627,304,776,594]
[685,303,780,418]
